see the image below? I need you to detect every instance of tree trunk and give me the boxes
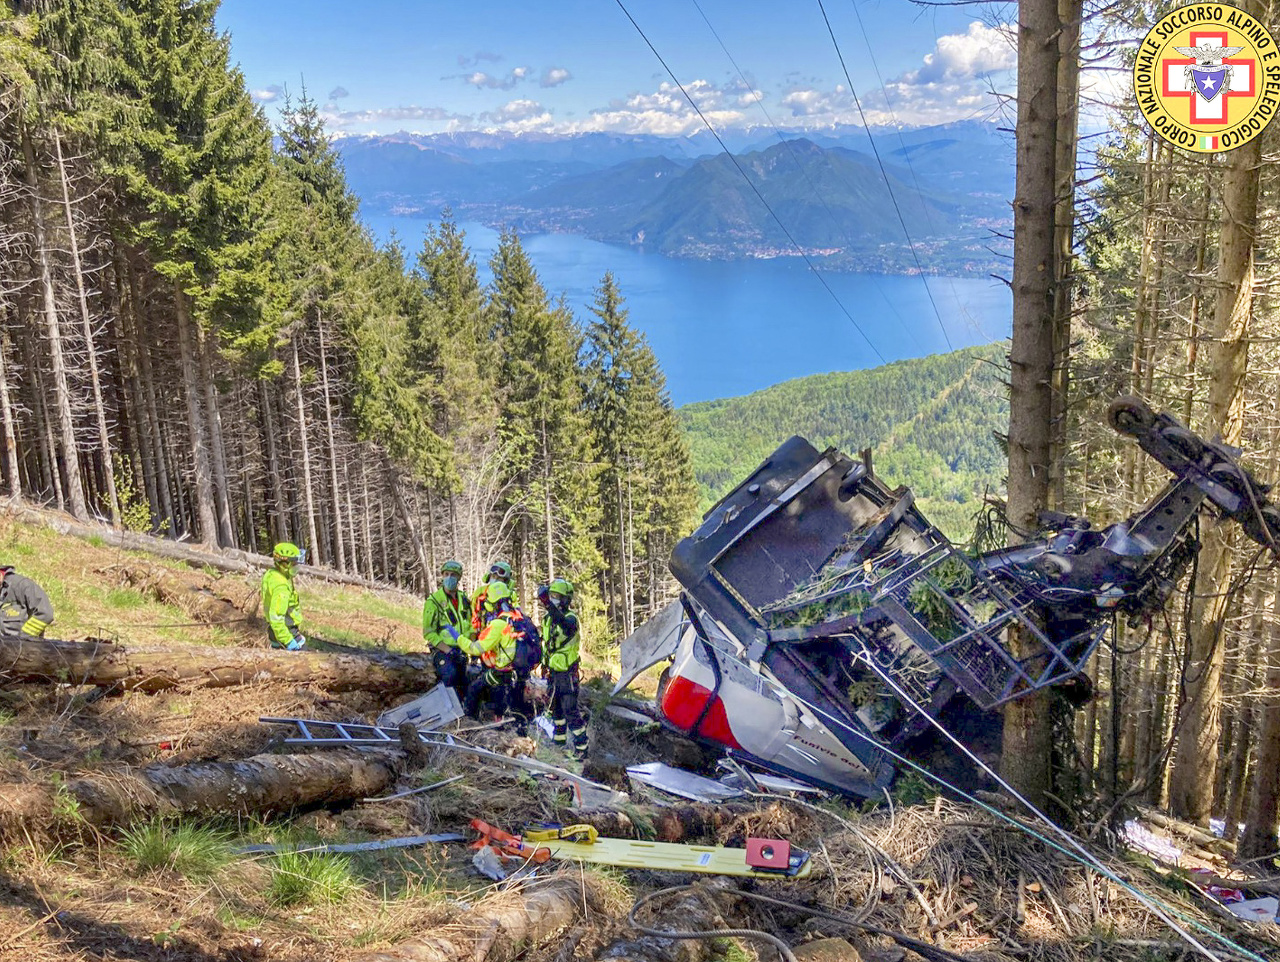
[259,379,286,544]
[387,458,430,585]
[317,314,346,571]
[1240,569,1280,859]
[129,258,175,531]
[0,751,398,834]
[173,284,219,545]
[361,458,375,579]
[20,121,86,519]
[1048,0,1080,512]
[355,877,586,962]
[0,633,434,694]
[54,130,119,526]
[1000,0,1061,810]
[291,337,321,560]
[0,325,21,502]
[198,322,236,547]
[1168,73,1262,824]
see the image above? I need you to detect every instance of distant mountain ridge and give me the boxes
[338,123,1013,274]
[678,343,1010,539]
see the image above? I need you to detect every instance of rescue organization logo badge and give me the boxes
[1133,3,1280,152]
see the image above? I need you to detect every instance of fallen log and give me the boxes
[115,562,255,631]
[1,501,406,592]
[1141,808,1237,854]
[0,634,434,694]
[566,802,758,843]
[0,750,399,832]
[356,876,587,962]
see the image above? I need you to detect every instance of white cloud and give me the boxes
[902,22,1016,84]
[459,67,533,90]
[540,67,572,88]
[321,105,471,131]
[478,98,552,127]
[251,84,285,103]
[773,23,1015,127]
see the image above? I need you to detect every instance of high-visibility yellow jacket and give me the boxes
[541,605,580,673]
[0,567,54,637]
[423,588,473,651]
[261,566,303,647]
[469,611,518,670]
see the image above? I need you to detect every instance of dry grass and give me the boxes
[1,513,1277,962]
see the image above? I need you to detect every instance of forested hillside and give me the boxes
[0,0,697,639]
[680,344,1008,538]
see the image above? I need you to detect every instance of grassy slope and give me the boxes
[0,514,423,652]
[679,343,1010,540]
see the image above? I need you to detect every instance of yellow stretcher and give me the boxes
[532,835,812,879]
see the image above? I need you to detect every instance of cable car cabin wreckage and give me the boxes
[618,396,1280,798]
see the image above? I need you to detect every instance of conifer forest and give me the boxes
[0,0,698,645]
[3,0,1280,891]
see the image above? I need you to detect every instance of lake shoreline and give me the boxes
[363,213,1012,406]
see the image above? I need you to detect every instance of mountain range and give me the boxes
[338,122,1014,274]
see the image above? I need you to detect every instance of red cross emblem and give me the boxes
[1161,29,1257,125]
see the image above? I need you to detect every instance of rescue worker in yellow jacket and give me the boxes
[0,566,55,638]
[537,578,587,756]
[422,559,472,699]
[261,542,306,650]
[470,559,516,636]
[462,580,518,719]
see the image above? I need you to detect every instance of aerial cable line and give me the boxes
[614,0,888,365]
[816,0,954,351]
[846,0,991,343]
[688,0,915,342]
[784,667,1257,962]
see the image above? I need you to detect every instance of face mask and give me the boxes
[443,575,459,591]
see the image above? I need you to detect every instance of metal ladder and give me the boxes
[260,717,425,747]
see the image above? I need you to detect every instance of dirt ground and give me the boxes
[0,515,1277,962]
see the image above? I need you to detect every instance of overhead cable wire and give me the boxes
[785,664,1261,962]
[689,0,915,342]
[614,0,888,364]
[816,0,954,350]
[845,0,993,343]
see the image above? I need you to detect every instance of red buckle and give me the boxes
[745,837,791,871]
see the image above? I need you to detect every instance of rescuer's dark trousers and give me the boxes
[464,666,512,720]
[548,663,587,753]
[432,647,468,700]
[508,668,535,736]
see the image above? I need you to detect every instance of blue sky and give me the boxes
[215,0,1018,136]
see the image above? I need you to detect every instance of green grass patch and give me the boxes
[268,851,358,906]
[215,903,267,932]
[105,588,146,609]
[85,534,106,548]
[120,818,233,879]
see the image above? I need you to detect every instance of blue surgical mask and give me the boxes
[443,575,460,591]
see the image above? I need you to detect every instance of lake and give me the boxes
[363,213,1011,406]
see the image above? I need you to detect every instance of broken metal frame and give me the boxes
[260,716,628,807]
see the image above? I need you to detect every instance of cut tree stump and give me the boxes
[0,750,399,833]
[356,876,587,962]
[0,634,434,693]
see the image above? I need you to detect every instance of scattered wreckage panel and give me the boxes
[377,684,464,731]
[613,600,684,695]
[625,761,744,803]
